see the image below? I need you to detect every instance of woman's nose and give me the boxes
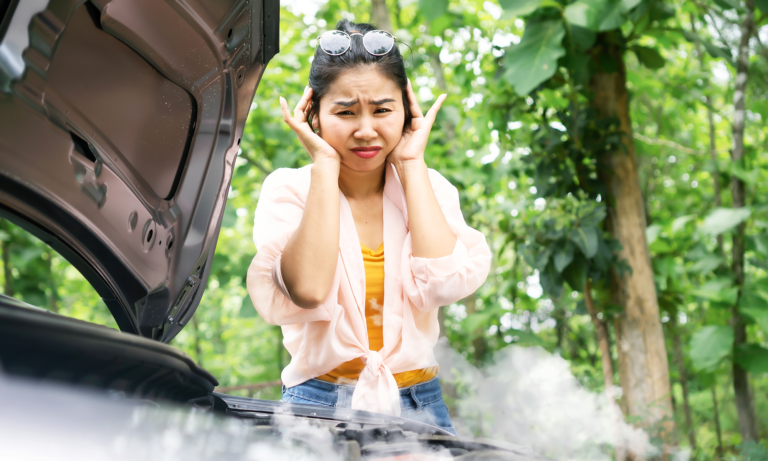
[354,116,377,140]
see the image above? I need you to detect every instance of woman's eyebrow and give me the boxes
[332,98,395,107]
[333,99,358,107]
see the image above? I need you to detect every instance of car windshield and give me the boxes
[0,218,117,329]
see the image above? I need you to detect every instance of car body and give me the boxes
[0,1,547,459]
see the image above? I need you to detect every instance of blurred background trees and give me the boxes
[2,0,768,458]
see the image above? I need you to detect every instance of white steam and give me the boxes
[434,339,654,461]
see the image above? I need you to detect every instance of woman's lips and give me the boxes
[350,146,382,159]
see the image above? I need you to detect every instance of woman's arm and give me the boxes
[278,88,342,308]
[390,80,456,258]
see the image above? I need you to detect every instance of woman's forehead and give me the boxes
[324,67,401,100]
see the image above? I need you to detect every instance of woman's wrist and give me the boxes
[311,157,341,176]
[393,159,428,191]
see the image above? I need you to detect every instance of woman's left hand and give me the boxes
[388,79,446,167]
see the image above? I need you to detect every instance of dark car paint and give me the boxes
[0,0,277,343]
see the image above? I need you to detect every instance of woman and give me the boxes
[246,19,490,435]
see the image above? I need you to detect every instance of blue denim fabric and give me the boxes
[281,376,457,436]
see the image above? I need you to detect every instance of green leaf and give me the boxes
[689,254,724,274]
[429,14,453,36]
[700,207,751,236]
[540,261,564,297]
[499,0,545,16]
[735,344,768,374]
[419,0,449,21]
[569,226,599,258]
[739,288,768,334]
[671,214,697,235]
[464,310,497,334]
[565,0,624,30]
[690,278,739,305]
[756,0,768,12]
[554,243,575,272]
[503,20,566,96]
[569,25,596,52]
[713,0,743,11]
[749,234,768,256]
[563,255,587,290]
[689,325,733,371]
[564,0,605,29]
[681,30,733,65]
[621,0,643,11]
[632,45,665,69]
[646,224,661,244]
[730,162,759,185]
[596,0,624,30]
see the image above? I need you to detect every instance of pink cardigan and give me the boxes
[246,163,491,416]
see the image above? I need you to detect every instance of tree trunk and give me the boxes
[589,33,675,454]
[668,314,696,450]
[711,385,724,458]
[584,279,626,461]
[370,0,392,32]
[730,0,758,443]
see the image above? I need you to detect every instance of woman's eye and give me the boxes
[375,108,391,114]
[337,110,353,115]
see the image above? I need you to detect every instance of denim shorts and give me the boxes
[281,376,457,436]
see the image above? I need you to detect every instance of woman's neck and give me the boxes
[338,161,386,199]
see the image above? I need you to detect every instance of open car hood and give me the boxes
[0,0,278,341]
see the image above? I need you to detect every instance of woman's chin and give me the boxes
[340,154,388,172]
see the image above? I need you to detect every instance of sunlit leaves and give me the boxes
[503,20,566,96]
[690,325,733,371]
[690,278,739,305]
[699,207,752,236]
[499,0,549,17]
[564,0,623,31]
[418,0,448,21]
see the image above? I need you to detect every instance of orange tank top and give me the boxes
[317,243,438,387]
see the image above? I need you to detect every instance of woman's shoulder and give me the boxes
[261,165,313,197]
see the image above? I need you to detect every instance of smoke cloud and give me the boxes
[434,338,655,461]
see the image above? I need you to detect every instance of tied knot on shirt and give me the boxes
[351,350,401,416]
[361,350,384,378]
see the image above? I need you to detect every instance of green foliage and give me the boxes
[690,326,733,371]
[503,20,566,95]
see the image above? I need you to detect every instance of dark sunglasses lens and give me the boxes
[318,31,350,55]
[363,31,394,56]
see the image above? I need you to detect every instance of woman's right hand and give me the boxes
[280,87,341,165]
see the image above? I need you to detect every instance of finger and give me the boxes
[406,78,424,119]
[280,96,296,128]
[424,94,447,126]
[293,87,312,122]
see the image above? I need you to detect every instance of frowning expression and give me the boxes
[316,66,405,172]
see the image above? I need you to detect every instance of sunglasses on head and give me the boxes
[317,30,397,56]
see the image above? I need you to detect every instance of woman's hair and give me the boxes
[305,19,412,133]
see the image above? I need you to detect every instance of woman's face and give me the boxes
[316,66,405,172]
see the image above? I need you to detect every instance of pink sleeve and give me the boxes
[246,168,333,325]
[400,172,491,312]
